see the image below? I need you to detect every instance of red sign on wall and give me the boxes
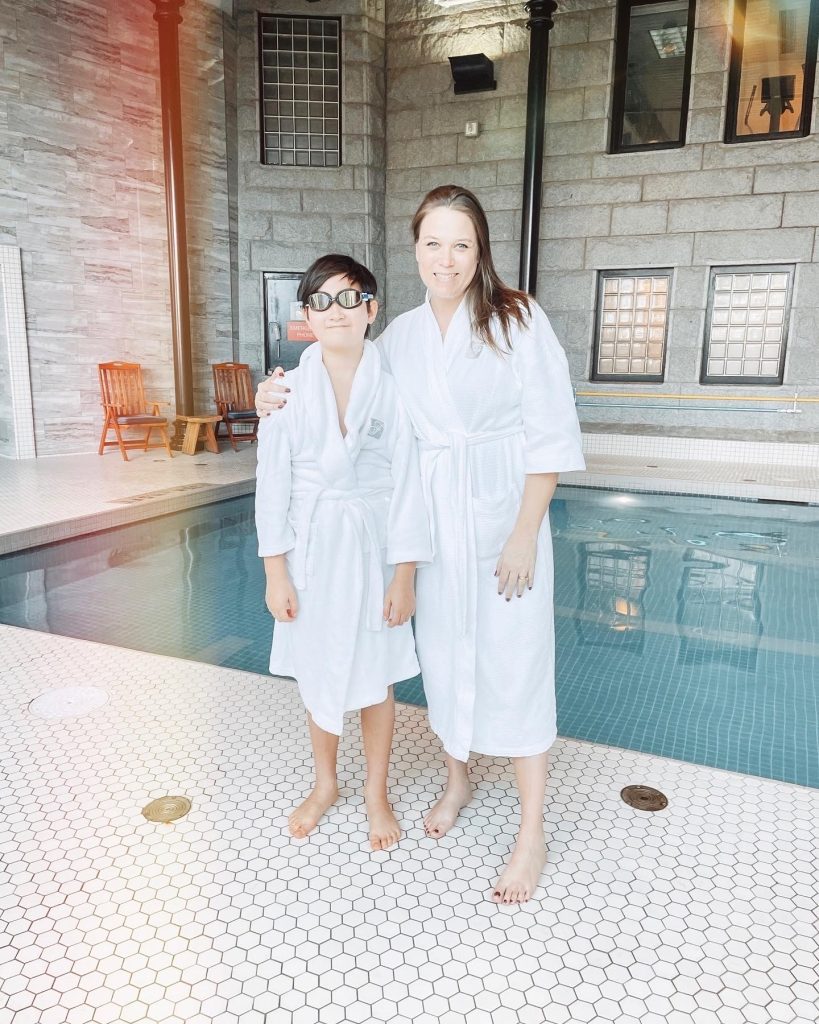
[286,320,317,343]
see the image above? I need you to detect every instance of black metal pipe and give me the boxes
[518,0,558,297]
[152,0,195,417]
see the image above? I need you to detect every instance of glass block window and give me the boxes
[259,15,341,168]
[725,0,819,143]
[592,270,671,382]
[609,0,696,153]
[702,266,793,384]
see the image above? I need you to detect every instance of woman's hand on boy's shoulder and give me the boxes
[256,366,290,415]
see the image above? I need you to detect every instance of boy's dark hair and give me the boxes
[297,253,378,307]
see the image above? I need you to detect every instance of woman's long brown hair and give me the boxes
[411,184,531,354]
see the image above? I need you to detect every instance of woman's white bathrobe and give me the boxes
[379,298,585,761]
[255,340,432,735]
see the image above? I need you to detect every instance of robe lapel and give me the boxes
[440,297,474,374]
[419,297,468,438]
[343,340,381,463]
[298,343,354,487]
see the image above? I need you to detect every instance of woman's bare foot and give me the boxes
[288,783,339,838]
[364,790,401,851]
[423,777,473,838]
[491,830,546,904]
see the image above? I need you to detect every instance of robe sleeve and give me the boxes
[514,303,586,474]
[385,393,433,567]
[255,414,296,557]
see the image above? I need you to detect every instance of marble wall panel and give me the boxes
[0,0,235,456]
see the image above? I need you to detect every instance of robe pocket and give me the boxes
[472,493,520,560]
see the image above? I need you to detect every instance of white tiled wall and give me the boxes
[0,245,35,460]
[583,433,819,468]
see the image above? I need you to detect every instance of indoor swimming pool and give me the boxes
[1,487,816,788]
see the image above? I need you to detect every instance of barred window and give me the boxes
[259,14,341,168]
[702,266,793,384]
[725,0,819,143]
[592,270,671,382]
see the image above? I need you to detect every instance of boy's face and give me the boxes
[303,273,378,353]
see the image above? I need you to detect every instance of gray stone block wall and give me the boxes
[0,0,234,456]
[385,0,819,442]
[234,0,387,373]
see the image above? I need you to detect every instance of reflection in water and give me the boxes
[577,543,649,653]
[677,551,763,672]
[551,489,817,787]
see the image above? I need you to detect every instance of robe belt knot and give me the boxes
[418,426,524,636]
[291,485,392,631]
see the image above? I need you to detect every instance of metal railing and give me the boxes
[574,390,818,415]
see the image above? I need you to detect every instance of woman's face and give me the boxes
[415,206,479,307]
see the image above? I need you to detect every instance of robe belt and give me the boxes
[290,484,392,631]
[418,426,525,636]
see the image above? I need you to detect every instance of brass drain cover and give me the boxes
[142,796,191,823]
[621,785,667,811]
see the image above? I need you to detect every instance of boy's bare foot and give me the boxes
[423,778,473,838]
[364,791,401,851]
[288,783,339,838]
[491,830,546,905]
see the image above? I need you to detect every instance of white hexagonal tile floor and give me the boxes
[1,624,817,1024]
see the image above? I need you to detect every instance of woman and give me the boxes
[257,186,585,904]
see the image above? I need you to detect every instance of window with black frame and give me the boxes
[592,270,672,382]
[610,0,696,153]
[701,266,793,385]
[725,0,819,143]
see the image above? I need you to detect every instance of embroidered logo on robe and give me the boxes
[367,418,384,439]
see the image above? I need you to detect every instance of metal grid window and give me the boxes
[702,266,793,384]
[259,15,341,168]
[592,270,671,382]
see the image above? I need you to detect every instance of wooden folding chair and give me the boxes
[97,361,172,461]
[212,362,260,451]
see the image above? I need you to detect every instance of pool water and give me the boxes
[1,489,817,788]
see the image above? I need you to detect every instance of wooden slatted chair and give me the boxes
[97,361,172,461]
[212,362,260,451]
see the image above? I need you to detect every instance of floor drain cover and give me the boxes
[29,687,108,720]
[621,785,668,811]
[142,796,192,823]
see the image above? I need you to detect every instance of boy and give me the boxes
[255,254,431,851]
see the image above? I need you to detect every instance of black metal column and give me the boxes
[152,0,195,417]
[518,0,558,297]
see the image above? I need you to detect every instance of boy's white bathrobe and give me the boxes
[378,298,585,762]
[256,340,432,735]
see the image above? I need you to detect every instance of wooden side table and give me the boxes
[178,415,222,455]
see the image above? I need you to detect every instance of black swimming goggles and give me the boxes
[304,288,374,312]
